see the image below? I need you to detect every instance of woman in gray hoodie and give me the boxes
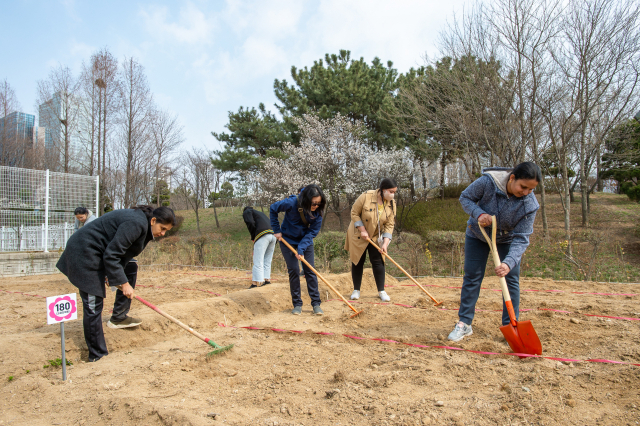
[74,207,97,231]
[448,162,541,342]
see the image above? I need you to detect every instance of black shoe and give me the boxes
[249,284,258,289]
[107,316,142,329]
[263,280,271,285]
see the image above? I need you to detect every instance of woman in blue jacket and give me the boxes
[448,162,541,342]
[270,185,326,315]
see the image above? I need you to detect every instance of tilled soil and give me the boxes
[1,269,640,425]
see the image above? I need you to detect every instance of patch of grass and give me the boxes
[43,358,72,368]
[7,376,13,382]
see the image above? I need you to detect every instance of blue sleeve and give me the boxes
[297,214,322,254]
[269,198,291,234]
[459,176,489,220]
[503,210,537,270]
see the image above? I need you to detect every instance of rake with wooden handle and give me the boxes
[366,238,443,307]
[279,237,362,318]
[134,295,234,357]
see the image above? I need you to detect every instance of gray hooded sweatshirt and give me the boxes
[74,209,97,231]
[459,168,539,270]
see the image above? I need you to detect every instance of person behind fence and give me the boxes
[74,206,96,231]
[448,162,541,342]
[270,185,326,316]
[56,205,175,362]
[243,206,276,289]
[345,178,397,302]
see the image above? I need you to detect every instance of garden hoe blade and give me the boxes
[134,295,234,358]
[479,217,543,358]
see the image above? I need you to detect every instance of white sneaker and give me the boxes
[350,290,360,300]
[447,321,473,342]
[378,291,390,302]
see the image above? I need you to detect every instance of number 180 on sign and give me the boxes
[46,293,78,325]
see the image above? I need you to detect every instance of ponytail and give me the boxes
[132,205,176,226]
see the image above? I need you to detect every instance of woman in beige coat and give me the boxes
[344,178,397,302]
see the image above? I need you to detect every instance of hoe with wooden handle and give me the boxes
[366,238,443,307]
[279,237,363,318]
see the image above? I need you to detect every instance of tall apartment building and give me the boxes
[0,111,36,165]
[38,92,85,171]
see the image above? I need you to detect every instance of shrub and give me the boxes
[401,199,469,238]
[315,231,349,272]
[425,230,466,249]
[442,183,469,199]
[164,215,184,237]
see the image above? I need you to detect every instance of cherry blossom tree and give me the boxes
[251,113,412,230]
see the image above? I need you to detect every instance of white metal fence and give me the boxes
[0,166,99,252]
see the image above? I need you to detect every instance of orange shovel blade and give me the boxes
[499,320,542,357]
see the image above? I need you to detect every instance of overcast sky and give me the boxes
[1,0,468,151]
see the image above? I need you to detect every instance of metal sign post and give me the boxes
[46,293,78,381]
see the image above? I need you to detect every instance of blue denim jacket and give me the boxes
[459,168,539,270]
[270,191,322,255]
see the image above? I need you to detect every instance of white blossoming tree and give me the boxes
[251,113,412,231]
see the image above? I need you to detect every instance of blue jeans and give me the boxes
[458,235,521,326]
[252,234,276,282]
[280,242,321,307]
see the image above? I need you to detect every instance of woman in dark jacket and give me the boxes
[243,206,276,288]
[57,205,175,361]
[270,185,326,316]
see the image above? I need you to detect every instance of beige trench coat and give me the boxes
[344,190,396,265]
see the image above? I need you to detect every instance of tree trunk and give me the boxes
[596,148,603,192]
[539,179,549,239]
[579,140,588,227]
[560,155,572,256]
[212,201,220,228]
[440,153,446,200]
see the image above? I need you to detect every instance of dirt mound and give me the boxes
[2,271,640,425]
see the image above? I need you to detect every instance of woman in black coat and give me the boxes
[57,205,175,362]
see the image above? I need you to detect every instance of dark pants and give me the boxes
[79,262,138,361]
[352,243,386,292]
[79,290,108,361]
[110,262,138,322]
[458,235,521,326]
[280,242,321,307]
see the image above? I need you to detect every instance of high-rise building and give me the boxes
[38,92,85,171]
[0,111,36,165]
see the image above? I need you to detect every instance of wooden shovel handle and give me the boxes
[366,238,442,306]
[477,216,517,326]
[278,237,360,314]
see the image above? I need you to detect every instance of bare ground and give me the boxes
[1,270,640,425]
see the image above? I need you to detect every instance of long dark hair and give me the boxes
[132,205,176,226]
[511,162,542,183]
[299,184,326,218]
[378,178,398,194]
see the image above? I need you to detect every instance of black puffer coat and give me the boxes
[57,209,153,297]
